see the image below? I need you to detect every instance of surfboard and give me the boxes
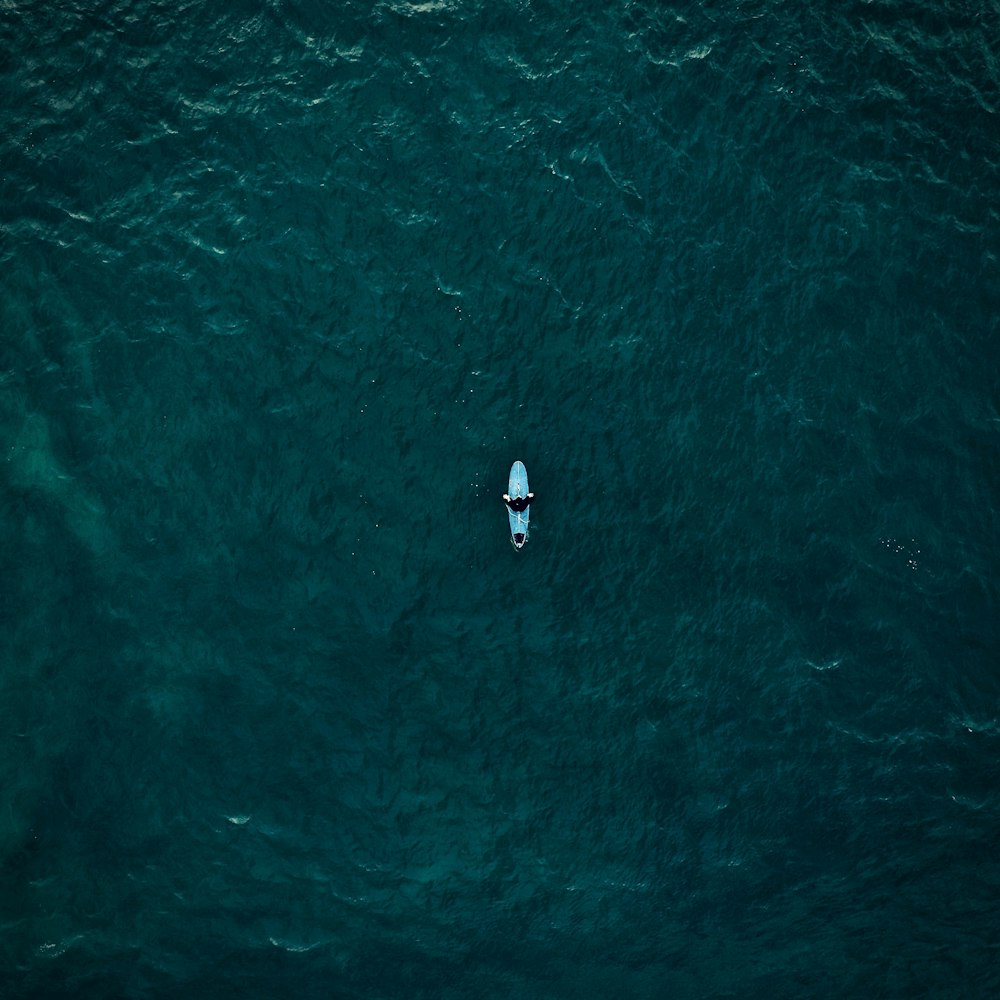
[507,460,530,549]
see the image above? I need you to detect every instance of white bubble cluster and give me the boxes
[879,537,921,571]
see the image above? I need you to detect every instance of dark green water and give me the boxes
[2,1,998,997]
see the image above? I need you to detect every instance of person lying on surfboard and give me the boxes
[503,492,534,513]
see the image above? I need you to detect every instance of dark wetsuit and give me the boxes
[505,494,533,513]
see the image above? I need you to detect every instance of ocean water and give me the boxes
[2,0,998,996]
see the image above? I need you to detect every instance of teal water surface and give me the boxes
[2,1,998,997]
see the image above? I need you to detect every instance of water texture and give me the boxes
[2,0,998,996]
